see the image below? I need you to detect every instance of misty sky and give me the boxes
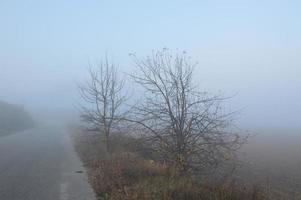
[0,0,300,129]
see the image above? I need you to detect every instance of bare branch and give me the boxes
[78,55,126,153]
[129,49,247,175]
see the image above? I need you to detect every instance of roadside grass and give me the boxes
[72,130,266,200]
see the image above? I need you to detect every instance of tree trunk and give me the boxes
[105,132,110,154]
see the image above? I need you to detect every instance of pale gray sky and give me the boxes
[0,0,300,128]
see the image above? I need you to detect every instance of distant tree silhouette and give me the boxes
[0,100,34,135]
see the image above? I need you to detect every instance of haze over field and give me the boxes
[0,0,300,129]
[1,1,301,199]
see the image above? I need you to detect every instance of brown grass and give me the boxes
[72,130,266,200]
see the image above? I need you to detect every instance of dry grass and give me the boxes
[72,130,266,200]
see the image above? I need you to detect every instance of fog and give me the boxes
[1,0,301,129]
[2,2,301,200]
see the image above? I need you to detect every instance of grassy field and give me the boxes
[238,129,301,199]
[72,129,269,200]
[72,128,301,199]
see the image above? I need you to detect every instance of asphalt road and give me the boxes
[0,126,95,200]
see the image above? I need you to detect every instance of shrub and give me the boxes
[73,130,266,200]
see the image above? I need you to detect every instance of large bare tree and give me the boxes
[129,49,247,175]
[79,57,126,153]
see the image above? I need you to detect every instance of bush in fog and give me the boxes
[79,49,248,176]
[74,129,264,200]
[128,49,247,175]
[78,56,127,153]
[0,100,34,135]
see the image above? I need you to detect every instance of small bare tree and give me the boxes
[79,57,126,153]
[129,49,247,175]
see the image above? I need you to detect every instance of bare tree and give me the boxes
[79,56,126,153]
[129,49,247,175]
